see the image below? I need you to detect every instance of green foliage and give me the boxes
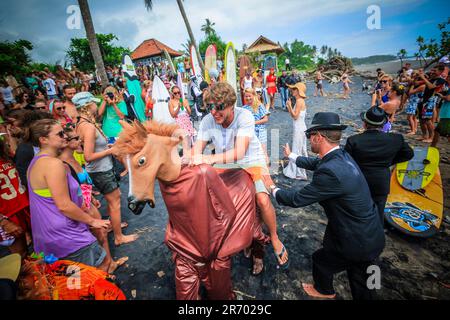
[199,32,227,61]
[415,18,450,66]
[0,39,33,76]
[66,33,130,72]
[278,39,316,70]
[351,55,397,65]
[201,19,216,37]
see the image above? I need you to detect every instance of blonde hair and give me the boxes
[77,103,108,140]
[103,86,123,102]
[243,88,260,113]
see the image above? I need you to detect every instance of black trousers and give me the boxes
[312,248,378,300]
[372,195,387,227]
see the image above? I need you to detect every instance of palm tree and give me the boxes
[144,0,205,72]
[201,18,216,37]
[397,49,407,68]
[78,0,108,89]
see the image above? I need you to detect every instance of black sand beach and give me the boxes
[105,76,450,300]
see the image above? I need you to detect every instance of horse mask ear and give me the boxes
[134,120,147,139]
[169,129,184,147]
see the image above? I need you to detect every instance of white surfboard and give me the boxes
[152,76,175,124]
[122,55,137,79]
[177,72,185,100]
[190,45,203,83]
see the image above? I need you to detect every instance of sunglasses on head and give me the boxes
[66,135,80,142]
[206,102,227,111]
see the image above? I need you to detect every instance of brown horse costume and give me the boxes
[114,120,267,300]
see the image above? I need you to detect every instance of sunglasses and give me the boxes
[66,135,80,142]
[56,106,66,111]
[305,131,319,139]
[35,106,46,110]
[380,80,389,84]
[172,91,180,95]
[56,130,65,138]
[206,102,227,111]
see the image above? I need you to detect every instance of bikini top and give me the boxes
[64,161,92,185]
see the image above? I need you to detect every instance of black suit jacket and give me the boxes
[344,130,414,196]
[275,148,385,262]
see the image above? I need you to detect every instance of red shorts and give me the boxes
[267,86,277,95]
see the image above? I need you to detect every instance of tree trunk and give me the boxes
[78,0,109,90]
[176,0,205,73]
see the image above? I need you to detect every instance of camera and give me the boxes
[106,92,114,100]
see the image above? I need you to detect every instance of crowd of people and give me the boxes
[0,53,449,300]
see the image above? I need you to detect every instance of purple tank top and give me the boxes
[27,154,95,258]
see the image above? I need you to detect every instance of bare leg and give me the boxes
[431,131,440,147]
[256,193,288,265]
[418,120,428,140]
[422,120,435,143]
[103,189,138,246]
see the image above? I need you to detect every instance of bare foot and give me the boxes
[272,239,288,265]
[107,256,129,274]
[114,233,139,246]
[406,131,416,135]
[252,256,264,275]
[302,283,336,299]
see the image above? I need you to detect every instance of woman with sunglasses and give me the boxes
[59,126,128,273]
[26,119,114,271]
[371,75,392,106]
[169,85,195,145]
[49,99,72,127]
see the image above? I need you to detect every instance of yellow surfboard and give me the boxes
[396,146,439,191]
[385,166,443,237]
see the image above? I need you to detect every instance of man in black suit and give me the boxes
[262,112,385,300]
[344,107,414,225]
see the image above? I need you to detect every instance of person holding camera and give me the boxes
[98,86,128,139]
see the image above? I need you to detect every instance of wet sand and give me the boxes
[107,76,450,300]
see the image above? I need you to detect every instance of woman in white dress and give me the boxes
[283,82,308,180]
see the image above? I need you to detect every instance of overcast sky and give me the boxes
[0,0,448,64]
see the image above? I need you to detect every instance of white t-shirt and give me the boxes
[285,58,290,64]
[197,107,266,165]
[0,86,14,103]
[43,78,57,96]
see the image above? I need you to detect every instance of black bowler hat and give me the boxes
[360,106,387,126]
[305,112,347,133]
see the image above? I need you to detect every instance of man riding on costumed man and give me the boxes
[187,82,289,274]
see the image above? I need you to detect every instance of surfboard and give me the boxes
[224,42,237,97]
[385,166,443,238]
[396,146,439,191]
[190,45,203,83]
[151,75,175,125]
[121,54,146,121]
[163,49,176,75]
[239,55,252,81]
[204,45,217,84]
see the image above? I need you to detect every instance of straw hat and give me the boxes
[0,254,21,281]
[287,82,307,98]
